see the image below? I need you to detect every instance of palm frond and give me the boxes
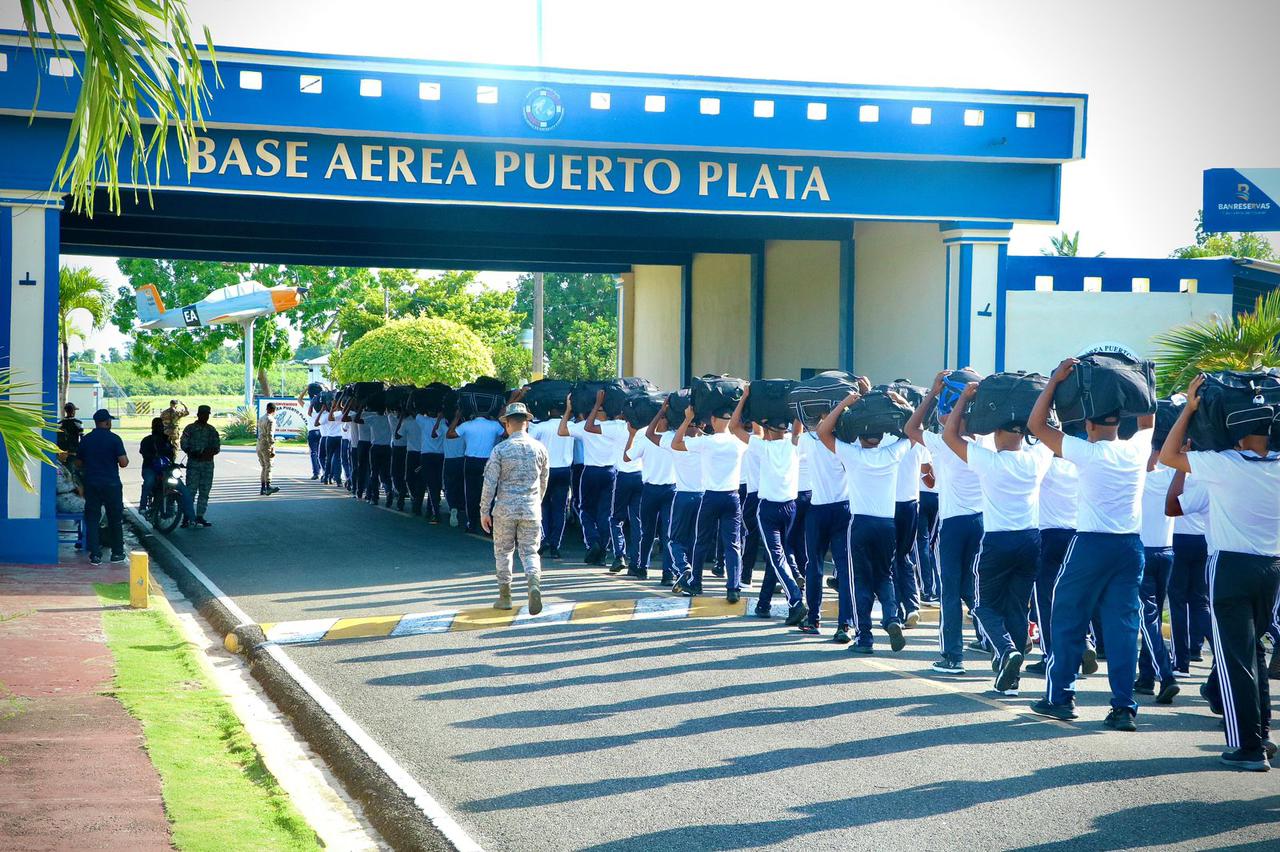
[0,369,60,491]
[1154,289,1280,394]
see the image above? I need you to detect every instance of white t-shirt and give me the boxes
[319,413,342,439]
[418,415,445,454]
[530,419,574,468]
[966,444,1052,533]
[661,431,704,492]
[895,441,931,503]
[1037,447,1079,531]
[797,437,813,492]
[568,419,629,467]
[616,426,643,475]
[921,430,985,519]
[683,431,748,492]
[364,412,392,446]
[629,433,676,486]
[1188,450,1280,556]
[306,405,321,432]
[397,413,421,450]
[755,437,800,503]
[834,436,910,519]
[804,432,847,506]
[1174,475,1208,537]
[390,413,409,448]
[741,438,762,492]
[340,419,351,440]
[1060,429,1153,535]
[443,435,465,460]
[456,418,504,458]
[1140,464,1176,549]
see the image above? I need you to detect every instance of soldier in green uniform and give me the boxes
[180,404,221,527]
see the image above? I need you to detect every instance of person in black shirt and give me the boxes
[57,402,84,457]
[76,409,128,564]
[139,416,197,526]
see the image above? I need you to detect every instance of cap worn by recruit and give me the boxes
[92,408,112,423]
[501,402,530,421]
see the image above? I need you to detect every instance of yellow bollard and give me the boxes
[129,551,150,609]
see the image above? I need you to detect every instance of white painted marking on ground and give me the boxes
[633,596,692,620]
[269,618,341,645]
[745,596,791,618]
[390,611,457,637]
[513,601,576,625]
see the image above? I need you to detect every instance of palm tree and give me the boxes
[1153,289,1280,395]
[0,369,59,492]
[1041,230,1106,257]
[57,266,112,407]
[20,1,216,216]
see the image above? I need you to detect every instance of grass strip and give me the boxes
[95,583,320,852]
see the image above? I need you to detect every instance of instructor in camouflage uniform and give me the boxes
[180,404,221,527]
[480,400,550,614]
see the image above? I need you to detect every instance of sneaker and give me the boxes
[195,517,212,528]
[1031,698,1078,721]
[1024,659,1047,676]
[850,643,874,655]
[904,610,920,629]
[311,473,319,480]
[1133,681,1156,696]
[449,509,459,527]
[739,572,753,586]
[685,582,703,597]
[109,552,127,564]
[1189,652,1204,662]
[429,514,440,525]
[886,622,906,653]
[1103,708,1137,732]
[1002,678,1022,697]
[1156,681,1180,705]
[753,606,772,618]
[826,576,839,590]
[89,553,103,565]
[1265,740,1277,761]
[585,547,606,566]
[995,651,1024,693]
[671,574,695,596]
[797,624,819,635]
[548,549,562,560]
[1081,645,1099,675]
[660,573,674,588]
[711,565,726,578]
[784,602,808,627]
[1220,749,1270,772]
[832,627,852,645]
[609,556,627,574]
[1200,682,1224,716]
[1173,668,1191,679]
[968,638,991,654]
[931,656,966,675]
[726,589,740,604]
[628,567,649,580]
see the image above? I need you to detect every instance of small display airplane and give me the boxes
[133,280,305,329]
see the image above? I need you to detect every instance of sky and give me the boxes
[13,0,1278,354]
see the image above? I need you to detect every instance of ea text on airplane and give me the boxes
[133,281,305,330]
[188,137,832,201]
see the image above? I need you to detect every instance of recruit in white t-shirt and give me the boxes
[1060,429,1153,535]
[834,435,909,519]
[895,441,931,503]
[530,419,574,468]
[627,432,676,485]
[803,431,847,506]
[1037,445,1079,531]
[1188,449,1280,557]
[568,419,629,467]
[1174,475,1208,538]
[683,431,748,492]
[965,443,1052,532]
[920,429,985,520]
[661,431,704,492]
[754,436,800,503]
[1139,464,1176,549]
[456,418,504,458]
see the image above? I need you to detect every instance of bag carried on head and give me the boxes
[964,372,1048,435]
[571,377,657,419]
[1188,370,1280,452]
[692,374,747,420]
[789,371,860,429]
[877,380,927,410]
[1053,353,1156,425]
[744,379,796,429]
[666,388,694,426]
[457,376,507,419]
[409,382,452,417]
[353,381,388,413]
[524,378,576,421]
[624,391,667,429]
[937,369,983,417]
[383,385,414,414]
[834,390,913,443]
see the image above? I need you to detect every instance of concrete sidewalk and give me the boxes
[0,553,172,851]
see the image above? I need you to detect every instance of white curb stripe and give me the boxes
[391,611,457,637]
[633,596,692,619]
[513,601,576,625]
[268,618,341,645]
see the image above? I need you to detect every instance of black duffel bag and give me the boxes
[744,379,796,429]
[1152,397,1185,447]
[573,377,659,419]
[878,379,927,409]
[353,381,388,413]
[692,374,747,420]
[409,382,453,417]
[789,370,859,429]
[964,372,1048,435]
[458,377,507,419]
[1188,370,1280,452]
[1054,352,1156,424]
[524,378,576,421]
[383,384,414,413]
[834,390,913,443]
[624,391,667,429]
[666,388,694,425]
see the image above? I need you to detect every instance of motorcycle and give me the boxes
[144,461,188,535]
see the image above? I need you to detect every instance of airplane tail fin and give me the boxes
[135,284,165,324]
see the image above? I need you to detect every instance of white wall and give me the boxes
[1003,290,1233,374]
[629,264,683,389]
[853,222,947,384]
[762,240,841,378]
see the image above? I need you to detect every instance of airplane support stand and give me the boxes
[243,318,254,412]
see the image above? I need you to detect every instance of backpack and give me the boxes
[834,390,913,443]
[524,378,576,421]
[744,379,796,429]
[937,369,982,416]
[789,371,859,429]
[624,391,667,429]
[1188,370,1280,452]
[964,372,1048,435]
[692,374,747,419]
[1053,353,1156,424]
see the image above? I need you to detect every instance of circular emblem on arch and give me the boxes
[523,87,564,131]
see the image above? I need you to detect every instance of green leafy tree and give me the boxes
[57,265,112,406]
[1153,290,1280,394]
[20,0,216,216]
[514,272,617,349]
[548,317,618,381]
[1041,230,1104,257]
[330,316,495,387]
[489,336,534,387]
[1171,211,1276,260]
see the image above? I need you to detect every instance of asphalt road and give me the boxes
[133,446,1280,851]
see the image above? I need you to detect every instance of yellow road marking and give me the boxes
[570,599,639,624]
[324,614,404,641]
[687,597,748,618]
[260,622,275,634]
[451,606,520,631]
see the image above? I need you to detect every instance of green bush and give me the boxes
[330,316,495,387]
[221,407,256,441]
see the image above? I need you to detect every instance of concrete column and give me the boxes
[761,240,841,378]
[941,225,1012,374]
[0,190,63,564]
[617,272,635,376]
[689,252,751,379]
[629,264,683,389]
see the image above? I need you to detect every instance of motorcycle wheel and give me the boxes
[152,491,182,534]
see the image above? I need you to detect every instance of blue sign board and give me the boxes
[1203,168,1280,233]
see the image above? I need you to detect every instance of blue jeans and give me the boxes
[972,528,1041,660]
[691,489,743,592]
[578,465,616,551]
[1045,532,1144,712]
[917,492,940,598]
[1035,528,1074,660]
[1169,533,1211,669]
[805,501,852,628]
[638,482,676,574]
[757,498,801,608]
[938,512,982,659]
[541,466,572,550]
[668,491,703,577]
[849,514,899,646]
[307,429,322,476]
[1138,546,1176,685]
[610,470,644,562]
[894,499,921,617]
[84,481,123,558]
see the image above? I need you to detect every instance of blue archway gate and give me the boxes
[0,30,1085,561]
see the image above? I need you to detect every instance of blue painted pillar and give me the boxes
[940,224,1011,373]
[0,191,62,564]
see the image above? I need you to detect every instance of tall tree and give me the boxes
[56,265,112,406]
[513,272,617,377]
[1171,211,1276,260]
[548,318,619,381]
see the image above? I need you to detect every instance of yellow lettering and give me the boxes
[190,136,216,175]
[801,166,830,202]
[361,144,384,182]
[218,138,252,177]
[618,157,643,193]
[726,162,747,198]
[495,151,519,186]
[285,141,308,178]
[561,154,583,191]
[643,158,680,195]
[778,165,803,200]
[749,164,778,200]
[388,146,415,183]
[324,143,357,180]
[587,155,614,191]
[254,139,281,177]
[446,150,476,185]
[524,153,555,190]
[698,161,723,196]
[420,148,443,185]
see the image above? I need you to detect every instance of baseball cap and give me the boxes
[500,402,530,421]
[92,408,112,423]
[64,402,77,412]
